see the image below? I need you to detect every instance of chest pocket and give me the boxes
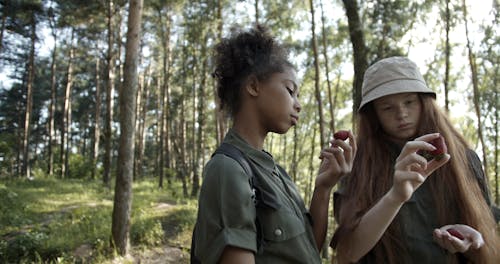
[258,206,306,242]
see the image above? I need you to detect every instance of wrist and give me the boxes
[313,184,333,197]
[385,188,406,207]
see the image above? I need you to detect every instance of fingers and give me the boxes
[433,225,484,254]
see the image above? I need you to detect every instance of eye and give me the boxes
[286,86,294,95]
[405,99,415,105]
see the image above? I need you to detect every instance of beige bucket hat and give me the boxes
[358,56,436,111]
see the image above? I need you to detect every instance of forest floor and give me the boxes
[0,179,196,264]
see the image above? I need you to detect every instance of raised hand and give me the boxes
[317,130,356,189]
[389,133,450,203]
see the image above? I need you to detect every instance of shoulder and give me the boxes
[202,153,251,190]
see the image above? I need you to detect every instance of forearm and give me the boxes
[309,185,332,250]
[337,189,404,263]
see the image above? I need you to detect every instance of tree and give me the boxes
[462,0,488,176]
[309,0,325,149]
[111,0,143,255]
[342,0,368,121]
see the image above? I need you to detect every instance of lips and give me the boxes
[291,114,299,124]
[398,123,411,129]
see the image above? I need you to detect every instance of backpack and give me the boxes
[190,142,264,264]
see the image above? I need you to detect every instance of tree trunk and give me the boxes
[444,0,451,112]
[60,32,74,179]
[22,15,36,179]
[462,0,489,176]
[320,0,335,133]
[343,0,368,122]
[495,72,498,204]
[48,23,57,177]
[255,0,259,24]
[214,0,226,145]
[111,0,143,256]
[104,0,116,187]
[134,66,150,179]
[157,7,172,188]
[0,9,6,54]
[309,0,326,149]
[93,56,102,179]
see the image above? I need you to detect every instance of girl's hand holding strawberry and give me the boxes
[389,133,451,204]
[433,224,484,254]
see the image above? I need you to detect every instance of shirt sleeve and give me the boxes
[194,154,257,262]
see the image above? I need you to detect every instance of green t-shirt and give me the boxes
[193,129,321,263]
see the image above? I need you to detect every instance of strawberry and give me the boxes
[333,130,349,141]
[429,135,447,161]
[446,228,465,240]
[418,135,447,161]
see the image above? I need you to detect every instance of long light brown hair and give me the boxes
[333,94,499,263]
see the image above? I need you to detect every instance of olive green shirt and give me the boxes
[194,129,321,263]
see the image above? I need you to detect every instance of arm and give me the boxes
[336,133,450,263]
[310,131,356,249]
[219,246,255,264]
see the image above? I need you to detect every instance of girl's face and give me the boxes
[257,67,301,134]
[373,92,422,142]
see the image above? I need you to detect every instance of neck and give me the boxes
[232,117,267,150]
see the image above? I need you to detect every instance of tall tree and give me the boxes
[47,3,57,177]
[309,0,325,149]
[111,0,143,255]
[342,0,368,121]
[214,0,226,145]
[319,0,335,133]
[462,0,488,175]
[22,6,37,179]
[443,0,451,112]
[103,0,117,187]
[92,55,101,179]
[60,31,75,179]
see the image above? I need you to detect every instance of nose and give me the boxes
[396,104,408,119]
[294,98,301,113]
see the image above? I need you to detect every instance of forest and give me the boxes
[0,0,498,263]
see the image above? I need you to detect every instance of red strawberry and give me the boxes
[418,135,447,161]
[446,228,465,240]
[429,135,447,161]
[333,130,349,141]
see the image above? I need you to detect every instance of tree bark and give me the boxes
[309,0,326,148]
[319,0,335,133]
[104,0,116,187]
[444,0,451,112]
[60,31,74,179]
[214,0,226,145]
[342,0,368,122]
[48,15,57,177]
[93,56,102,179]
[462,0,489,177]
[22,14,36,179]
[111,0,143,256]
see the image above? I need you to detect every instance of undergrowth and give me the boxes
[0,178,197,263]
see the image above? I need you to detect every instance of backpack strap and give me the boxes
[212,142,265,253]
[213,143,254,183]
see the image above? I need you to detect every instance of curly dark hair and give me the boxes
[213,24,294,117]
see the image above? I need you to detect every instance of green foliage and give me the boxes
[0,178,197,262]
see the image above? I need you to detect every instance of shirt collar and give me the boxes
[223,128,276,174]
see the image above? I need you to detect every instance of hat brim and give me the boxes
[358,79,436,111]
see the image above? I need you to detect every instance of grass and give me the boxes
[0,178,197,263]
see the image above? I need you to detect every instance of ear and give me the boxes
[245,75,260,97]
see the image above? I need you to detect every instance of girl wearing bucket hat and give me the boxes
[330,56,500,263]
